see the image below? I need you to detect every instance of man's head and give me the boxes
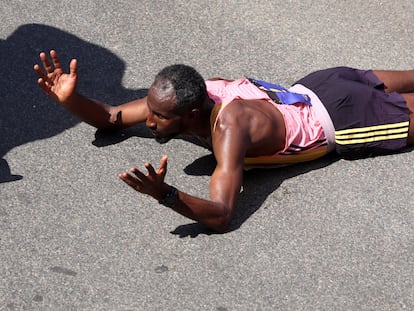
[146,64,208,143]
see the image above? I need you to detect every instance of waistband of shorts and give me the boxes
[289,84,335,152]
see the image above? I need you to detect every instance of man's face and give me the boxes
[146,87,186,144]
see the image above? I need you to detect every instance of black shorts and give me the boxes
[294,67,410,159]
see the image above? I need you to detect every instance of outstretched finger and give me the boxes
[118,172,143,191]
[40,51,54,73]
[69,58,77,77]
[145,162,156,177]
[33,64,47,80]
[37,77,50,94]
[34,64,55,93]
[130,167,147,180]
[50,50,62,71]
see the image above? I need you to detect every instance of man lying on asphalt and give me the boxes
[34,50,414,232]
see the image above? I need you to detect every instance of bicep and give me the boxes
[209,125,248,215]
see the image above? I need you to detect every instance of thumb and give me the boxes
[69,59,77,77]
[157,155,168,174]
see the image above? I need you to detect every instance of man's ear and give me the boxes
[188,108,201,119]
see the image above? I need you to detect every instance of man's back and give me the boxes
[210,98,286,158]
[206,78,329,167]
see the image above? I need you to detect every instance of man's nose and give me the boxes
[146,112,156,129]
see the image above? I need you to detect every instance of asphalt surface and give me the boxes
[1,1,413,310]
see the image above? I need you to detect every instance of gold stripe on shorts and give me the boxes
[335,121,409,145]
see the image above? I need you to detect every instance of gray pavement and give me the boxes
[1,1,413,310]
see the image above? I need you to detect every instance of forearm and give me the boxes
[160,184,232,232]
[61,92,118,130]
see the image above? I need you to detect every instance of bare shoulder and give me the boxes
[211,101,250,168]
[213,99,286,157]
[214,100,251,131]
[212,100,253,145]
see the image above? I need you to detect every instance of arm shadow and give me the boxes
[170,153,339,238]
[0,23,147,183]
[92,126,212,148]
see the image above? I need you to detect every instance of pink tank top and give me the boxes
[206,78,328,167]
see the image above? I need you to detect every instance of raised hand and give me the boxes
[119,155,170,201]
[34,50,78,104]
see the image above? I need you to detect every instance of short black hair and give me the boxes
[153,64,207,113]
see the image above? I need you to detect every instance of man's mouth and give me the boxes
[151,130,170,144]
[155,136,172,144]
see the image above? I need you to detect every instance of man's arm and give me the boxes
[34,50,149,130]
[119,121,247,232]
[119,158,243,232]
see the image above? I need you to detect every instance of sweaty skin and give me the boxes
[34,50,414,232]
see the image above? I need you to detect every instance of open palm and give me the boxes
[34,50,78,104]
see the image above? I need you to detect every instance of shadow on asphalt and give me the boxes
[173,142,414,237]
[171,153,339,237]
[0,23,147,183]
